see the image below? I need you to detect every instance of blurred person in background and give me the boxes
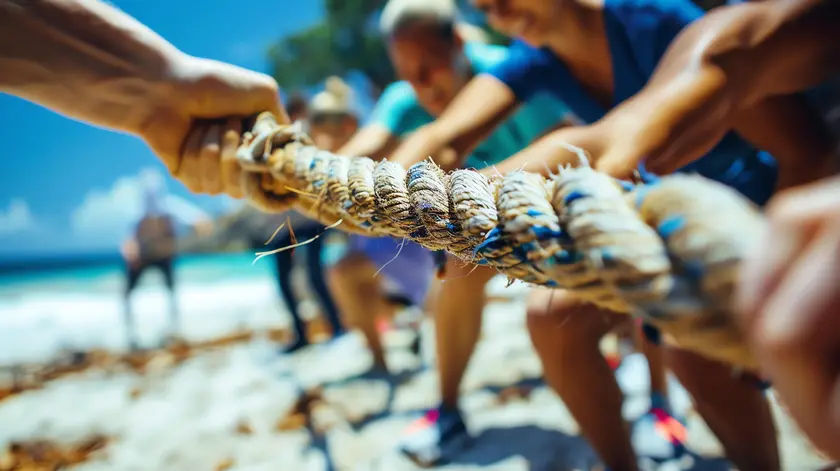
[254,77,358,353]
[286,92,310,124]
[333,0,572,464]
[120,169,212,350]
[307,77,361,153]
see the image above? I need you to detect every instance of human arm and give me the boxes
[0,0,284,195]
[729,94,837,191]
[337,124,401,160]
[388,74,519,171]
[735,176,840,460]
[482,122,609,176]
[337,82,416,160]
[596,0,840,179]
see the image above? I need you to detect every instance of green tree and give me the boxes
[268,0,503,97]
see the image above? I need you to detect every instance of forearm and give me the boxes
[389,124,463,170]
[0,0,183,131]
[620,0,840,176]
[392,75,518,170]
[699,0,840,108]
[337,125,399,160]
[486,125,605,177]
[734,94,839,192]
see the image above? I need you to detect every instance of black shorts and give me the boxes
[125,258,174,293]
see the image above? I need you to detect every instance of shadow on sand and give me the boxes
[296,369,733,471]
[444,424,731,471]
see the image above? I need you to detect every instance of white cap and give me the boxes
[309,76,356,117]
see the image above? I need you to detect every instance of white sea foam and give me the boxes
[0,255,289,365]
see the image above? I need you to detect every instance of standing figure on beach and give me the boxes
[331,0,572,464]
[120,170,211,350]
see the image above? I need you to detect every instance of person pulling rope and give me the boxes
[236,112,763,370]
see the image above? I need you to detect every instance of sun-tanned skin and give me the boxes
[422,0,836,468]
[4,0,840,461]
[593,0,840,185]
[329,20,500,396]
[495,0,840,459]
[602,0,840,459]
[0,0,284,198]
[469,0,838,190]
[495,0,840,458]
[330,14,564,440]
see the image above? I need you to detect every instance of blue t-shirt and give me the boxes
[370,42,571,169]
[486,0,777,205]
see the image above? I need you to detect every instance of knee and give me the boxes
[526,290,612,350]
[328,252,367,287]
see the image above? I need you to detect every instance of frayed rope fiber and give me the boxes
[236,112,766,370]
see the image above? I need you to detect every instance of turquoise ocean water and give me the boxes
[0,251,292,364]
[0,252,272,296]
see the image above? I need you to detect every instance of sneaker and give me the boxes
[399,405,470,466]
[631,393,688,464]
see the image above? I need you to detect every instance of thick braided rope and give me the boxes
[238,113,765,370]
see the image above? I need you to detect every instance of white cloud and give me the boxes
[70,168,215,249]
[70,168,159,246]
[0,198,34,235]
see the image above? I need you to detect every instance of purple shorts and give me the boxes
[347,235,435,306]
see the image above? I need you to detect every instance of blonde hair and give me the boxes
[309,76,355,117]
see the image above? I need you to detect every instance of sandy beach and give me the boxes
[0,264,833,471]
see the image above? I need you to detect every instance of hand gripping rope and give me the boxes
[236,112,767,371]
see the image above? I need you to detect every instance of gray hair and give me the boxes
[379,0,458,39]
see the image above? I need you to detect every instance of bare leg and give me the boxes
[667,347,780,471]
[423,277,441,315]
[526,288,639,471]
[434,259,496,408]
[328,253,390,369]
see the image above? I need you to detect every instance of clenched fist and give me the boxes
[138,56,287,198]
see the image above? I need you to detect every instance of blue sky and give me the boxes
[0,1,376,259]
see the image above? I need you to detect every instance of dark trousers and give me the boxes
[266,227,344,344]
[123,257,177,348]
